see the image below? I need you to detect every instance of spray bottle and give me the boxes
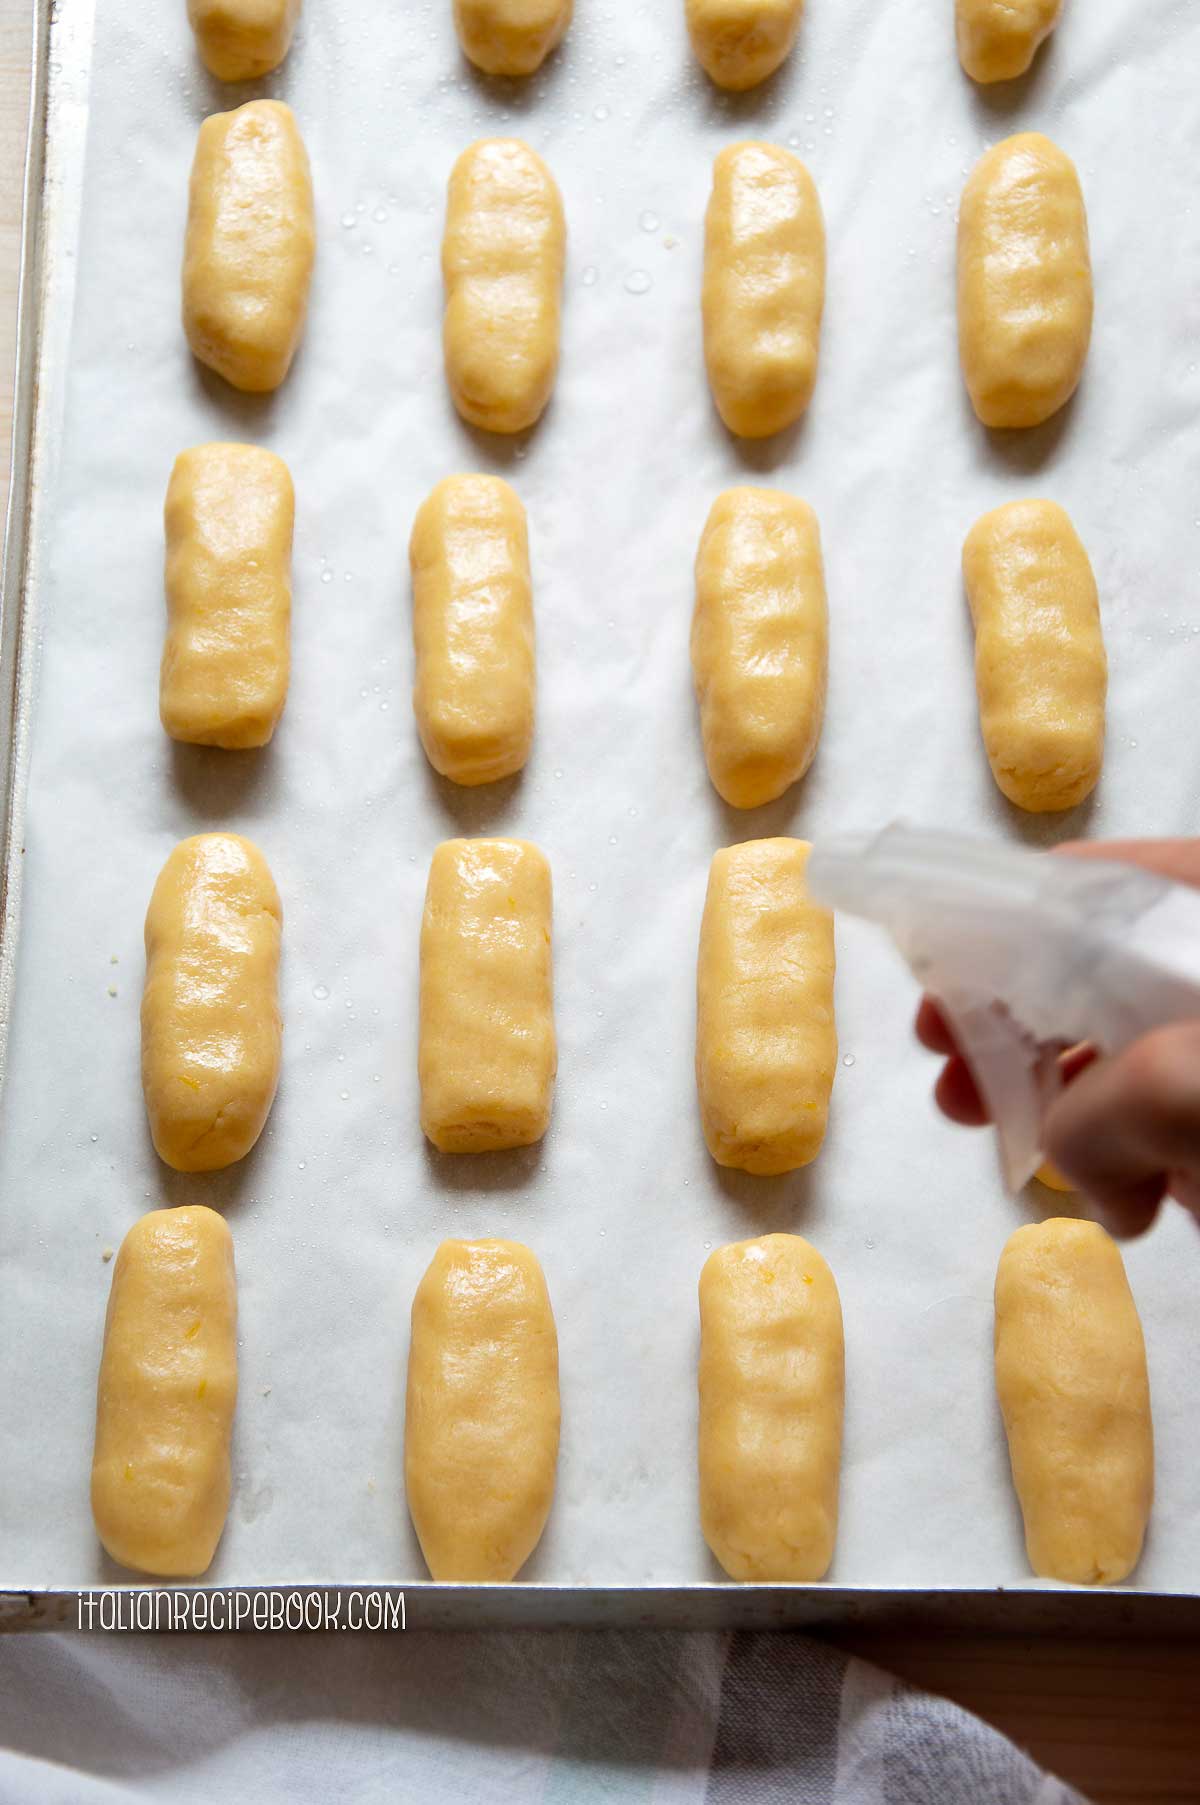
[806,824,1200,1190]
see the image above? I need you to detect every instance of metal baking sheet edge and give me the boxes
[1,0,1197,1637]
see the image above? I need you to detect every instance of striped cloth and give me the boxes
[0,1630,1084,1803]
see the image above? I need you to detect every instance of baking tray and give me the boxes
[3,0,1200,1631]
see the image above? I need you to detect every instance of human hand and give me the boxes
[916,839,1200,1238]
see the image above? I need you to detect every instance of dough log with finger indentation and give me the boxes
[406,1238,560,1581]
[699,1233,844,1580]
[685,0,805,90]
[957,133,1091,429]
[91,1206,238,1578]
[702,142,824,438]
[419,838,556,1151]
[161,443,294,751]
[963,499,1105,812]
[995,1218,1153,1585]
[409,475,535,785]
[453,0,572,74]
[696,838,836,1174]
[956,0,1061,83]
[183,100,315,393]
[188,0,301,80]
[141,834,282,1172]
[691,487,827,808]
[442,138,565,433]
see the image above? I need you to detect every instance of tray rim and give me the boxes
[4,1582,1200,1635]
[1,0,1196,1635]
[0,0,94,1090]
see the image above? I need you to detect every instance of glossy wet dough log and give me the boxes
[699,1234,844,1581]
[443,138,566,433]
[162,443,294,750]
[142,834,282,1172]
[703,142,824,438]
[188,0,301,80]
[453,0,571,73]
[91,1206,238,1578]
[696,838,836,1175]
[183,100,315,393]
[409,475,535,785]
[686,0,804,90]
[958,132,1091,428]
[956,0,1061,82]
[963,499,1105,812]
[406,1238,560,1580]
[691,487,827,808]
[419,838,556,1151]
[995,1218,1153,1585]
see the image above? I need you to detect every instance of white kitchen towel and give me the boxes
[0,1631,1085,1803]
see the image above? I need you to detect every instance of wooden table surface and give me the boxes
[0,9,1196,1801]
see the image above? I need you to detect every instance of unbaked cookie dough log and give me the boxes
[409,475,535,785]
[702,143,824,438]
[406,1238,560,1580]
[995,1218,1153,1585]
[443,139,566,433]
[91,1206,238,1578]
[454,0,571,73]
[963,499,1105,812]
[696,838,836,1175]
[958,133,1091,429]
[691,487,827,808]
[419,838,556,1152]
[699,1234,843,1581]
[183,100,315,393]
[956,0,1061,82]
[188,0,301,80]
[162,443,294,750]
[142,834,282,1172]
[686,0,804,90]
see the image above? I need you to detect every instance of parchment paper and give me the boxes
[2,0,1199,1592]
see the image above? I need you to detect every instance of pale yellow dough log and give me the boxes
[963,499,1105,812]
[91,1206,238,1578]
[453,0,572,73]
[702,143,824,439]
[958,133,1091,429]
[691,487,827,809]
[995,1218,1153,1585]
[956,0,1061,82]
[142,834,282,1172]
[183,100,315,394]
[686,0,804,90]
[419,838,556,1152]
[699,1234,843,1581]
[696,838,836,1175]
[406,1238,560,1580]
[188,0,301,80]
[409,475,535,785]
[162,443,294,750]
[443,139,566,434]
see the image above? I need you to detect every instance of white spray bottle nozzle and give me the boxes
[806,824,1200,1191]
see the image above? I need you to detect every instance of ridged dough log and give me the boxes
[91,1206,238,1578]
[699,1234,844,1580]
[995,1219,1153,1585]
[958,133,1091,429]
[141,834,282,1172]
[696,838,836,1174]
[183,100,315,393]
[406,1238,560,1580]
